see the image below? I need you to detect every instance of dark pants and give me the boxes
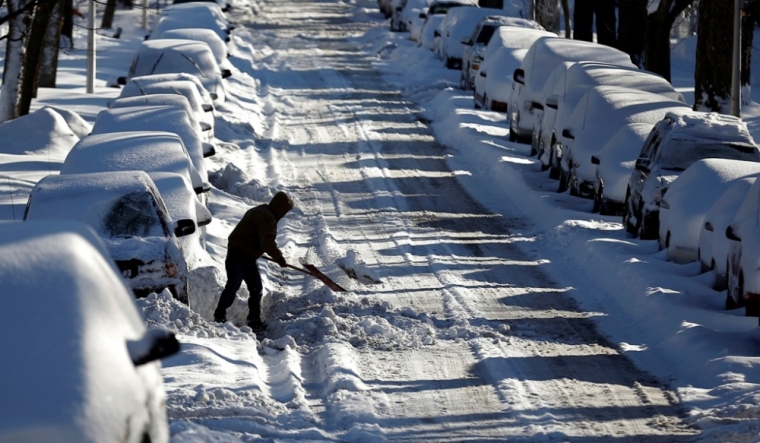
[214,248,263,323]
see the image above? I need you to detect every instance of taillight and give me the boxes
[166,263,178,278]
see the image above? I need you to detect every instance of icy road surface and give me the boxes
[146,0,699,440]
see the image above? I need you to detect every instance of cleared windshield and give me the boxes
[103,192,165,238]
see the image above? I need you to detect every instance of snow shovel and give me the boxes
[262,256,346,292]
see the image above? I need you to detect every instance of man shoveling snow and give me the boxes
[213,191,294,332]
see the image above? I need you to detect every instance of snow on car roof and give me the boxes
[152,15,229,42]
[0,107,79,156]
[91,106,206,178]
[479,16,543,29]
[666,158,760,204]
[0,221,150,441]
[564,62,684,102]
[663,111,756,145]
[522,38,635,92]
[128,74,213,104]
[109,94,201,130]
[158,28,229,66]
[61,131,202,190]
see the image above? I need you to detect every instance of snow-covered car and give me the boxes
[172,0,229,12]
[151,14,231,46]
[23,171,196,302]
[460,16,543,90]
[109,94,212,142]
[658,159,760,264]
[60,131,209,198]
[699,177,757,290]
[161,2,232,33]
[439,6,502,69]
[123,39,230,104]
[148,171,212,263]
[725,175,760,315]
[472,26,555,110]
[625,111,760,240]
[474,47,526,111]
[536,62,685,173]
[559,86,689,197]
[90,106,214,188]
[418,0,476,52]
[406,0,432,41]
[118,76,215,133]
[0,220,178,443]
[390,0,407,31]
[156,28,231,70]
[509,38,635,143]
[419,13,446,52]
[590,122,653,216]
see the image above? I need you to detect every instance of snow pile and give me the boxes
[0,107,81,157]
[210,162,278,204]
[336,249,382,284]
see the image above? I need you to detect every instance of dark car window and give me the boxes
[475,24,496,44]
[658,142,760,171]
[103,192,165,238]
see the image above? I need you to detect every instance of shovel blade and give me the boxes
[302,263,347,292]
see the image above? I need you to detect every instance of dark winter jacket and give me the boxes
[227,191,293,261]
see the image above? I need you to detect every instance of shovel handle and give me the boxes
[261,255,311,275]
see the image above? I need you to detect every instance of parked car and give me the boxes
[472,26,555,110]
[590,123,653,215]
[156,28,232,70]
[90,106,214,188]
[151,14,230,43]
[658,159,760,264]
[118,76,215,133]
[509,38,635,143]
[625,111,760,240]
[418,0,476,52]
[460,16,543,90]
[438,6,500,69]
[407,0,433,41]
[109,94,212,142]
[125,73,216,107]
[559,86,689,196]
[536,62,684,173]
[123,39,230,104]
[473,47,527,111]
[23,171,196,302]
[0,220,178,443]
[161,2,232,33]
[698,177,757,290]
[60,131,209,198]
[725,175,760,315]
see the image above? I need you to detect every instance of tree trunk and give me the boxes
[618,0,647,67]
[742,1,760,104]
[573,0,593,41]
[0,0,32,122]
[693,0,734,112]
[560,0,570,37]
[18,0,55,115]
[535,0,561,34]
[101,0,117,29]
[594,0,616,47]
[38,0,64,88]
[643,0,695,82]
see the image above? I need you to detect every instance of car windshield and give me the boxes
[658,141,759,171]
[103,192,165,238]
[476,25,496,44]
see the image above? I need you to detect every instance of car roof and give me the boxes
[61,131,202,189]
[662,111,757,145]
[148,172,209,226]
[128,74,213,104]
[0,221,149,441]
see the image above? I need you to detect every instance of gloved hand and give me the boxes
[275,256,287,268]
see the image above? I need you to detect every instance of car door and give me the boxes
[628,124,666,213]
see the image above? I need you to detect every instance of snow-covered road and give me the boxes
[148,0,701,440]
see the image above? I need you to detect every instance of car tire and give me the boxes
[530,131,541,157]
[460,67,469,90]
[568,169,580,196]
[623,192,637,236]
[592,185,602,213]
[557,168,569,193]
[445,56,457,69]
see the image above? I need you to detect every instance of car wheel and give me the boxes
[623,192,637,236]
[557,168,569,193]
[530,131,541,157]
[509,115,518,142]
[460,67,469,90]
[592,185,602,213]
[568,169,580,196]
[473,99,481,109]
[445,56,457,69]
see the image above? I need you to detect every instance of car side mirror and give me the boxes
[590,155,600,165]
[221,69,232,79]
[562,128,574,140]
[532,101,544,111]
[174,219,196,237]
[202,142,216,158]
[395,6,402,11]
[480,71,486,78]
[704,221,714,232]
[635,159,650,173]
[461,37,472,46]
[419,12,427,18]
[117,76,127,85]
[202,103,214,113]
[546,93,559,110]
[200,121,212,132]
[210,92,219,101]
[726,225,741,241]
[433,30,441,38]
[128,328,180,366]
[513,68,525,85]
